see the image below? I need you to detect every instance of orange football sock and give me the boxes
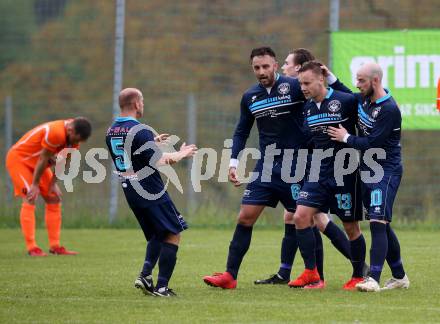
[20,203,37,251]
[45,203,62,248]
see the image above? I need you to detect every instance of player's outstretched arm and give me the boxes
[320,64,353,94]
[157,142,197,166]
[328,108,399,150]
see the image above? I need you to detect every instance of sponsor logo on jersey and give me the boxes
[328,100,341,113]
[372,106,382,118]
[176,214,187,227]
[299,191,309,199]
[277,82,290,95]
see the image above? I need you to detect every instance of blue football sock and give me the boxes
[226,224,253,280]
[350,233,366,278]
[369,222,388,283]
[277,224,297,280]
[386,224,405,279]
[141,237,162,277]
[323,221,351,260]
[313,226,324,280]
[296,227,316,270]
[156,242,178,289]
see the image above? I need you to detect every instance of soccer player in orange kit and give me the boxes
[6,117,92,256]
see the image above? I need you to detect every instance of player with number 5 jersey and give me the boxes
[106,88,197,297]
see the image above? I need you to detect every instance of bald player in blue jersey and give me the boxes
[106,88,197,297]
[327,62,410,292]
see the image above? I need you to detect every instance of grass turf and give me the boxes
[0,228,439,323]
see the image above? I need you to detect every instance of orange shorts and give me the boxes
[6,150,54,198]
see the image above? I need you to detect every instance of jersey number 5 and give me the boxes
[110,137,131,171]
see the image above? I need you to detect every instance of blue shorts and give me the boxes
[241,160,303,212]
[362,173,402,222]
[297,171,363,222]
[131,200,188,241]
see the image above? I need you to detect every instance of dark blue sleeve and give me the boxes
[348,95,358,125]
[347,107,399,150]
[133,126,162,165]
[231,95,254,159]
[329,79,353,94]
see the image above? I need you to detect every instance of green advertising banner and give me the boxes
[332,30,440,130]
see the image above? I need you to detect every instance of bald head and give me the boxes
[358,62,383,81]
[119,88,143,110]
[118,87,144,118]
[356,62,387,99]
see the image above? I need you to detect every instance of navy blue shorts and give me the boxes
[241,161,303,213]
[297,171,363,222]
[131,200,188,241]
[362,173,402,222]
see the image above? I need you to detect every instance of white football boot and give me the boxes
[355,276,381,292]
[381,274,410,290]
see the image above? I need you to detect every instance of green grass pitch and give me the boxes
[1,228,439,323]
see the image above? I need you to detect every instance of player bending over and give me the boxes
[6,117,91,256]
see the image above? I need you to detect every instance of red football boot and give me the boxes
[28,247,47,257]
[49,246,78,255]
[288,268,320,288]
[342,277,364,290]
[304,279,326,290]
[203,272,237,289]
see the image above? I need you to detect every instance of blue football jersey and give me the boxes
[105,117,170,207]
[330,80,402,174]
[349,92,402,174]
[303,88,358,178]
[231,74,308,161]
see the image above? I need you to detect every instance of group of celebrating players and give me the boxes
[6,46,409,297]
[202,47,409,294]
